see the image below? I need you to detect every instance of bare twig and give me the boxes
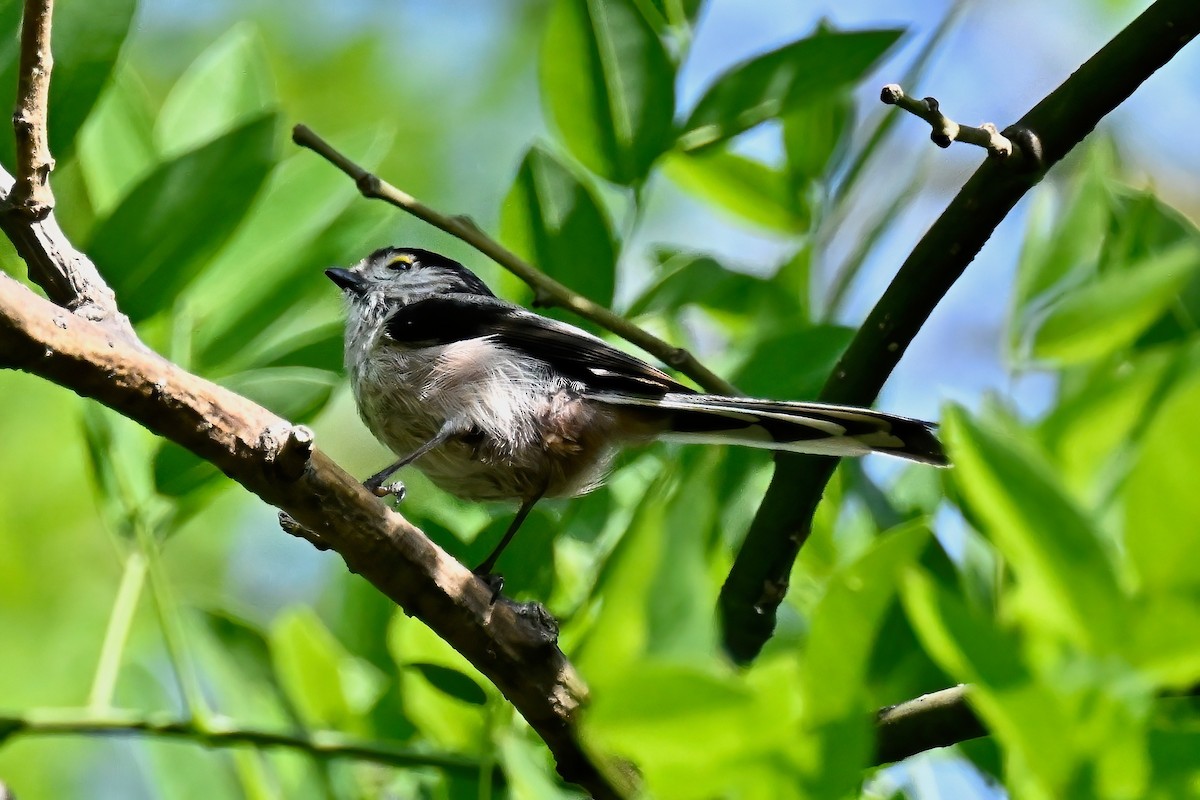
[874,685,985,764]
[880,84,1014,158]
[291,123,737,395]
[720,0,1200,664]
[0,15,137,346]
[0,708,488,777]
[8,0,56,218]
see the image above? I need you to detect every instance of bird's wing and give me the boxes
[384,294,692,396]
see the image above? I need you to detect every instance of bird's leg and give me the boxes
[473,493,542,602]
[363,421,459,500]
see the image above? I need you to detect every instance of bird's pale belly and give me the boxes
[352,344,620,502]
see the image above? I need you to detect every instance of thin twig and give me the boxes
[874,685,985,764]
[8,0,56,218]
[880,84,1014,158]
[0,709,488,777]
[291,123,737,395]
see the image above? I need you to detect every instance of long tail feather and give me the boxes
[595,392,948,466]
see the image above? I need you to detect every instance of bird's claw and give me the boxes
[369,480,406,502]
[475,572,504,604]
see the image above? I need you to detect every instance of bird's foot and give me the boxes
[367,479,406,502]
[473,569,504,604]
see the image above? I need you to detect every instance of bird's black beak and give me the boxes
[325,267,367,296]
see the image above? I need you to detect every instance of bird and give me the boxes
[326,246,946,588]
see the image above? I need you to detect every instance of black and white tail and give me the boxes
[596,392,948,467]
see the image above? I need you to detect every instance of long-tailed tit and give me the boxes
[327,247,946,585]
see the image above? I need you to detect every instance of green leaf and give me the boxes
[223,367,340,422]
[156,24,277,156]
[732,324,852,399]
[679,28,902,152]
[783,92,854,187]
[251,323,344,373]
[500,145,617,307]
[663,147,809,233]
[408,663,489,706]
[1031,242,1200,364]
[901,570,1077,793]
[1108,190,1200,349]
[89,114,280,322]
[0,0,137,166]
[627,253,802,320]
[389,613,490,748]
[153,441,219,499]
[1126,376,1200,594]
[1014,147,1114,312]
[582,662,797,798]
[270,607,384,730]
[540,0,676,184]
[48,0,138,159]
[77,68,159,216]
[944,407,1123,650]
[799,523,929,795]
[194,126,395,370]
[648,0,705,30]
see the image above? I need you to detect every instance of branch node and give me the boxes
[355,172,382,198]
[279,511,329,551]
[1001,125,1047,174]
[269,424,316,482]
[503,599,561,650]
[451,214,483,235]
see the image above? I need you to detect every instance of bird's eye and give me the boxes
[387,254,416,271]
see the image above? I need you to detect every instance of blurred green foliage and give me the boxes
[1,0,1199,799]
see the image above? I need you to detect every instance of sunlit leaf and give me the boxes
[194,127,395,369]
[902,570,1077,793]
[89,114,280,322]
[0,0,137,165]
[732,324,852,399]
[944,407,1123,650]
[663,148,809,233]
[540,0,676,184]
[251,323,344,372]
[783,92,854,187]
[77,68,158,215]
[1014,147,1114,312]
[583,661,799,798]
[156,24,277,156]
[800,523,929,795]
[389,613,490,748]
[679,28,901,151]
[270,607,384,730]
[500,145,617,307]
[1031,242,1200,364]
[647,0,706,30]
[628,252,802,320]
[1126,376,1200,594]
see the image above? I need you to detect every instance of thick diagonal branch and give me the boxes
[720,0,1200,664]
[0,276,625,799]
